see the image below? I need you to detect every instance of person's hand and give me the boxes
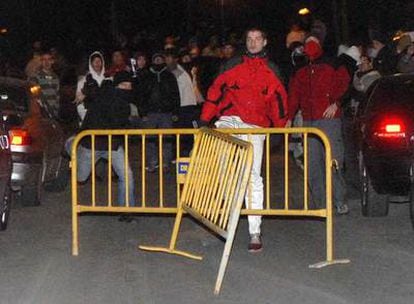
[285,119,292,128]
[73,92,85,104]
[323,103,338,119]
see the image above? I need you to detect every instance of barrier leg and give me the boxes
[139,207,203,260]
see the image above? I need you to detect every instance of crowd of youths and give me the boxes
[13,22,414,252]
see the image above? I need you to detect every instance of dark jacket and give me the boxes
[373,46,397,76]
[80,75,131,150]
[138,64,180,116]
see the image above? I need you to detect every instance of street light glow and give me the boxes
[0,28,7,34]
[298,8,311,16]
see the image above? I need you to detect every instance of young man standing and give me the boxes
[31,50,60,118]
[200,28,288,253]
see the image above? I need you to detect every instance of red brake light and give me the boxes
[9,129,32,146]
[374,118,406,138]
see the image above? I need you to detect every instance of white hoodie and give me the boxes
[76,51,106,122]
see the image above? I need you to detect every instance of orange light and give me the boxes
[11,135,23,145]
[30,85,41,95]
[9,130,31,146]
[0,28,7,34]
[298,8,311,15]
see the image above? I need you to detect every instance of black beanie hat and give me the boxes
[113,71,132,86]
[371,31,388,45]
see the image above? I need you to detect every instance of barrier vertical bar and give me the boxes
[108,135,112,206]
[303,133,308,210]
[125,134,129,207]
[71,136,79,256]
[142,135,146,207]
[266,133,270,210]
[284,133,289,210]
[159,134,163,208]
[91,135,96,207]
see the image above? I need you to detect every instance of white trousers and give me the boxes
[215,116,265,235]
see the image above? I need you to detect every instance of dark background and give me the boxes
[1,0,414,62]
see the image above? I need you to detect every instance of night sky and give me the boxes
[1,0,413,61]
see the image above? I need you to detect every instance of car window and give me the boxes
[365,78,414,114]
[0,85,29,112]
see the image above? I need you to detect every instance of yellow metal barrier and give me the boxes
[140,128,253,294]
[71,127,350,292]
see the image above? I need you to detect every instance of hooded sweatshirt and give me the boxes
[76,52,106,123]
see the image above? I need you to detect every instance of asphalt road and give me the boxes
[1,157,414,304]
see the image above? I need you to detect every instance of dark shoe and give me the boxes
[336,204,349,215]
[118,214,134,223]
[248,233,263,253]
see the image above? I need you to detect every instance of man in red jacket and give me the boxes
[287,36,350,215]
[200,27,288,253]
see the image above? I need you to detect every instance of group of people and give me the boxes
[25,24,414,253]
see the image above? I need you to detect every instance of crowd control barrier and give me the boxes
[71,127,350,294]
[140,128,253,294]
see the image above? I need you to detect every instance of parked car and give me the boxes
[357,73,414,227]
[0,77,68,206]
[0,110,12,230]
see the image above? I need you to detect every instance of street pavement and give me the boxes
[1,153,414,304]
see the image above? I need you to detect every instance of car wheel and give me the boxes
[0,183,11,231]
[360,163,389,217]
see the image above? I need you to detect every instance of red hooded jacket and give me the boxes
[201,55,288,127]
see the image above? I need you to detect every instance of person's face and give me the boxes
[181,54,192,63]
[189,47,200,58]
[222,45,235,59]
[246,30,267,54]
[165,55,177,68]
[153,56,165,65]
[41,54,54,71]
[117,81,132,90]
[372,40,384,50]
[136,56,146,69]
[359,55,373,72]
[112,51,125,66]
[91,57,103,74]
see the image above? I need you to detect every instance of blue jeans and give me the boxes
[303,119,346,209]
[142,112,173,166]
[65,136,135,206]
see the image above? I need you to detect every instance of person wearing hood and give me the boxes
[138,52,180,172]
[369,31,397,75]
[74,51,107,125]
[287,36,350,216]
[335,45,363,190]
[65,71,136,207]
[200,27,288,253]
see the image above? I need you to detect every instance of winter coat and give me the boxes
[138,64,180,116]
[80,77,131,150]
[201,55,288,127]
[288,58,350,121]
[373,46,397,76]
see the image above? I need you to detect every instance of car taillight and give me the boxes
[9,129,32,146]
[374,118,406,138]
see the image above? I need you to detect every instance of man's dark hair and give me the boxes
[244,27,268,40]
